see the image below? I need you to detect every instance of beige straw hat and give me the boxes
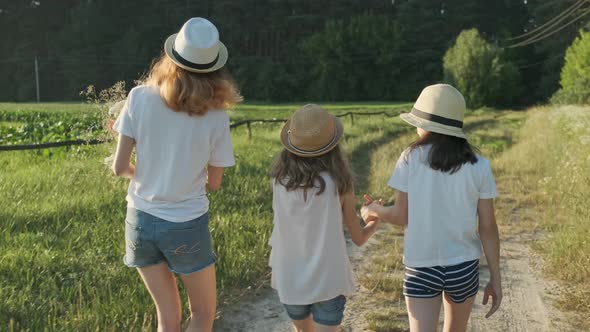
[280,104,344,157]
[164,17,228,73]
[400,84,467,138]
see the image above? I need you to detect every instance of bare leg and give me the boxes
[179,264,217,332]
[137,263,182,332]
[406,295,442,332]
[442,293,476,332]
[292,316,314,332]
[313,322,340,332]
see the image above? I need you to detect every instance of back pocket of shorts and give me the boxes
[160,224,212,257]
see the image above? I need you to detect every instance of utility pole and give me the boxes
[34,56,40,103]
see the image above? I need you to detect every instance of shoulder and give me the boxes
[206,109,230,119]
[319,171,337,188]
[128,84,156,97]
[399,145,428,163]
[474,154,491,168]
[472,154,494,176]
[204,109,231,126]
[126,85,159,104]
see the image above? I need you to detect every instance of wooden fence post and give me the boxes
[247,121,252,139]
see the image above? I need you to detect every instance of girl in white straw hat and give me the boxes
[361,84,502,332]
[111,17,241,331]
[269,104,380,331]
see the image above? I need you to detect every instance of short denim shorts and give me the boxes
[282,295,347,326]
[123,208,216,275]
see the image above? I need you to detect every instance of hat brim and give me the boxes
[400,113,466,139]
[164,33,228,73]
[279,116,344,157]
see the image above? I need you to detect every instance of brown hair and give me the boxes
[270,145,354,197]
[143,54,242,116]
[408,131,478,174]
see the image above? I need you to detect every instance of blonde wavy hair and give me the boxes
[143,54,242,116]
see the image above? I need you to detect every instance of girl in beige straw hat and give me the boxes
[269,104,380,331]
[361,84,502,332]
[111,17,241,331]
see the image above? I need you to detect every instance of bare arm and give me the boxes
[361,191,408,226]
[478,198,502,318]
[112,134,135,178]
[341,191,379,246]
[206,165,225,191]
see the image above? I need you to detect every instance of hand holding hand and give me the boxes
[483,278,502,318]
[360,194,382,223]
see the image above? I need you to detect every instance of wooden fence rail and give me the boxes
[0,111,401,151]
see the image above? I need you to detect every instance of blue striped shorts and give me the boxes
[403,259,479,303]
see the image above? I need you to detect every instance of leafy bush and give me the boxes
[443,29,520,108]
[551,28,590,105]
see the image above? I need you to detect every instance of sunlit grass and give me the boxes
[495,106,590,329]
[0,104,408,331]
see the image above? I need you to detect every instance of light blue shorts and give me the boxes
[282,295,347,326]
[123,208,216,275]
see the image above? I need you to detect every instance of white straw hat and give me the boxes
[280,104,344,158]
[164,17,228,73]
[400,84,467,138]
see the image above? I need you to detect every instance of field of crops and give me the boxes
[0,102,412,331]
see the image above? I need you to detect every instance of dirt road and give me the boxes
[216,231,574,332]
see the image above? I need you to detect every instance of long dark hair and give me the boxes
[408,132,478,174]
[270,145,354,196]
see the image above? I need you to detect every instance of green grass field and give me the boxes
[1,102,588,330]
[0,102,412,331]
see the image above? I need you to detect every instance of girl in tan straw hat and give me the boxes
[361,84,502,332]
[269,104,380,331]
[111,17,241,331]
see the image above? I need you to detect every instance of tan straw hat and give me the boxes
[164,17,228,73]
[280,104,344,157]
[400,84,467,138]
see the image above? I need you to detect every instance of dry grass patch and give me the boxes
[495,106,590,329]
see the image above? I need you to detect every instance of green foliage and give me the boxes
[0,0,553,105]
[443,29,521,108]
[302,14,401,101]
[551,28,590,105]
[0,110,103,145]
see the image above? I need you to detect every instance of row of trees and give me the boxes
[0,0,588,106]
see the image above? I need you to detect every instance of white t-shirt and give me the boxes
[113,85,235,222]
[388,145,497,267]
[269,173,356,305]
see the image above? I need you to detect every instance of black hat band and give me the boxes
[172,43,219,70]
[411,108,463,128]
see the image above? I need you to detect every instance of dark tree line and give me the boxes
[0,0,587,106]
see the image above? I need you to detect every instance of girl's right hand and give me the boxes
[483,279,502,318]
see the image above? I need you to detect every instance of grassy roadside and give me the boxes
[357,110,528,331]
[494,106,590,329]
